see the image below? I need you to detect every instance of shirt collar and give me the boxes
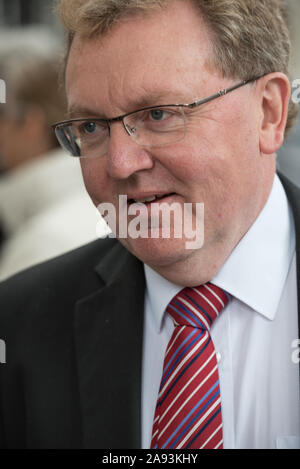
[144,264,182,333]
[144,174,295,329]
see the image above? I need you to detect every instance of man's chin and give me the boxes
[118,236,196,268]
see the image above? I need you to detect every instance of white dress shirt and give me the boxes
[142,174,300,449]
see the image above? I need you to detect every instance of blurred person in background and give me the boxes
[0,51,64,173]
[0,42,108,280]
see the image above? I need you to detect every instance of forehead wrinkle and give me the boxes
[105,77,201,115]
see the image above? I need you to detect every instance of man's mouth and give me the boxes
[128,193,176,205]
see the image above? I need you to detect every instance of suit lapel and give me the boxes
[74,242,145,449]
[279,172,300,343]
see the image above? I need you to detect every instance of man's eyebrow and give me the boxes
[67,106,106,119]
[125,90,189,110]
[127,92,177,108]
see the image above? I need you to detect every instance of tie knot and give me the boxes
[166,283,231,331]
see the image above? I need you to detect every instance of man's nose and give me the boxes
[106,123,154,179]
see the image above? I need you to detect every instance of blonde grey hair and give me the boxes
[57,0,298,136]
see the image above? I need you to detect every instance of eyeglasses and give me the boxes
[52,77,261,158]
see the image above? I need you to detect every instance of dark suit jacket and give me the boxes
[0,173,299,449]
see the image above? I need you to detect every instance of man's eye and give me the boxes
[149,109,166,121]
[83,122,97,134]
[77,121,106,139]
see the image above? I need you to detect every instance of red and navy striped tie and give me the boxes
[151,283,231,449]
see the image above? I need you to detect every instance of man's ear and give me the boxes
[258,73,291,155]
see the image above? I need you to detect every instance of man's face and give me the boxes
[66,0,275,284]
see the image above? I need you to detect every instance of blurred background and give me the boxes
[0,0,298,280]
